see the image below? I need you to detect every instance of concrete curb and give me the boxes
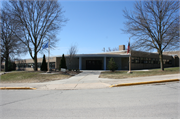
[110,79,180,87]
[0,87,36,90]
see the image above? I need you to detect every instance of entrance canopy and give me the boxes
[75,52,130,70]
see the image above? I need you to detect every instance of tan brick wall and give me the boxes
[14,56,57,71]
[11,50,177,71]
[130,51,173,69]
[56,57,61,69]
[121,57,129,70]
[66,58,79,70]
[16,67,41,71]
[163,51,180,66]
[112,57,123,70]
[119,45,125,50]
[15,57,56,64]
[163,51,180,57]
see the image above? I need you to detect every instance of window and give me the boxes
[135,57,140,63]
[49,62,55,69]
[23,63,26,68]
[131,57,135,63]
[17,63,26,68]
[163,59,166,64]
[144,58,148,64]
[38,63,41,68]
[152,58,156,64]
[148,58,150,64]
[155,59,158,64]
[169,60,172,64]
[27,63,34,68]
[140,58,144,63]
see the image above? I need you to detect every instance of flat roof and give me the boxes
[59,50,130,57]
[73,54,130,57]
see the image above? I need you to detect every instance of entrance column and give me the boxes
[79,57,82,70]
[119,58,121,70]
[104,57,106,70]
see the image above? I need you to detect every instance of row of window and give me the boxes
[17,62,55,69]
[131,57,172,64]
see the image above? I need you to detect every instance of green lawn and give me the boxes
[0,71,71,83]
[99,67,179,79]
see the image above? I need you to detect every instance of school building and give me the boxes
[13,45,180,71]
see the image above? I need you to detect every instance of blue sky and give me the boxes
[50,1,135,58]
[1,0,136,59]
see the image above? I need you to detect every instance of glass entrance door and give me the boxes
[86,60,102,70]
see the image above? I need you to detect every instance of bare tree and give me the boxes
[5,0,67,71]
[102,47,105,52]
[106,47,119,52]
[123,0,179,71]
[67,45,78,70]
[1,9,27,71]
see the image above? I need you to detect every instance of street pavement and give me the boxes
[0,70,179,90]
[0,82,179,119]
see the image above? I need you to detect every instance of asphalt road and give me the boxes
[0,82,179,119]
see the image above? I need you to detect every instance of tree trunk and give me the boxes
[1,57,4,64]
[33,54,38,71]
[159,51,164,71]
[5,52,9,72]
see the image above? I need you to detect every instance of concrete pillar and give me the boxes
[104,57,106,70]
[119,58,121,70]
[79,57,82,70]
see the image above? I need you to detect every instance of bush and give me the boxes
[8,60,16,71]
[59,54,67,70]
[41,55,47,71]
[107,58,118,72]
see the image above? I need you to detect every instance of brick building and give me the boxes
[8,45,179,71]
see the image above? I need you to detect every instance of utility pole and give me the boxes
[47,39,51,73]
[127,37,132,73]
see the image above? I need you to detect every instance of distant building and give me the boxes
[2,45,179,71]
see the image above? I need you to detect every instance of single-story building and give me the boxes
[12,45,179,71]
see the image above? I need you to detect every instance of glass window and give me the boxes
[140,57,144,64]
[38,63,41,68]
[163,59,166,64]
[152,58,155,64]
[27,63,34,68]
[151,58,153,64]
[155,59,158,64]
[169,60,172,64]
[144,58,148,64]
[166,60,169,64]
[135,57,140,63]
[148,58,151,64]
[131,57,135,63]
[49,62,55,69]
[23,63,26,68]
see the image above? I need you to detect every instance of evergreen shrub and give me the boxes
[107,58,118,72]
[41,55,47,71]
[59,54,67,70]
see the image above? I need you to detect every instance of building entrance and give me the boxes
[86,60,102,70]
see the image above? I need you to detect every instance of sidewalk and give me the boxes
[0,71,179,90]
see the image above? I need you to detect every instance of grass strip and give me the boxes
[0,71,71,83]
[100,67,179,79]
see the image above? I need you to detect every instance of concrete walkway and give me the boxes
[0,70,179,90]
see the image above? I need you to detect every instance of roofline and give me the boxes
[74,54,130,57]
[90,50,127,54]
[16,50,178,60]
